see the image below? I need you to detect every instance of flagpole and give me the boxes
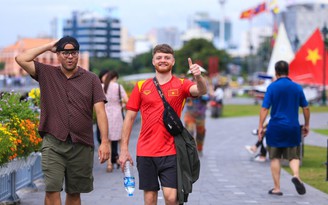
[322,23,328,106]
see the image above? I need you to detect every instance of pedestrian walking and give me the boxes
[103,70,128,172]
[258,60,310,196]
[119,44,207,205]
[183,77,210,156]
[245,121,268,162]
[15,36,110,205]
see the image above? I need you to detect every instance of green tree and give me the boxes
[89,58,132,76]
[174,39,230,74]
[255,36,272,72]
[131,51,154,73]
[239,36,273,76]
[0,62,4,71]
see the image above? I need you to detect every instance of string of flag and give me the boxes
[240,0,279,20]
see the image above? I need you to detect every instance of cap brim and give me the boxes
[187,66,207,74]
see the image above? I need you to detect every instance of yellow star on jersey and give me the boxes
[305,48,321,65]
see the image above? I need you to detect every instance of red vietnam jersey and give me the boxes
[126,76,194,157]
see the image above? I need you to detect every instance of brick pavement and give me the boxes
[16,112,328,205]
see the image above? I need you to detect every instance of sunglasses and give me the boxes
[60,51,79,58]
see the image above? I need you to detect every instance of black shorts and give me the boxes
[137,155,177,191]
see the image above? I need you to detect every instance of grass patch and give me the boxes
[222,102,328,118]
[308,105,328,113]
[283,145,328,194]
[312,129,328,136]
[222,104,261,118]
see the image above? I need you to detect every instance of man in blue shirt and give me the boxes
[258,60,310,196]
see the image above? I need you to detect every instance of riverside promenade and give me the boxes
[16,98,328,205]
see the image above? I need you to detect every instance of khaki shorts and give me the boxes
[267,146,301,160]
[41,134,94,193]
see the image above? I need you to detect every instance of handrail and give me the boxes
[0,153,43,204]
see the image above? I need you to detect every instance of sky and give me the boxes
[0,0,292,48]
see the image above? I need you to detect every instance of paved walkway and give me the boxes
[17,111,328,205]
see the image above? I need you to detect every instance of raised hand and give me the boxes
[188,58,202,77]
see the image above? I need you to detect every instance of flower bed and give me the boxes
[0,90,42,167]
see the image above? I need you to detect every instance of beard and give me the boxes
[154,64,173,74]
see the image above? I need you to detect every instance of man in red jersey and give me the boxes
[119,44,207,205]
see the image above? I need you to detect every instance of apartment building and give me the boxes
[63,11,121,59]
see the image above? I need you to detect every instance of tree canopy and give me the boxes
[89,38,231,77]
[90,58,131,76]
[174,39,230,74]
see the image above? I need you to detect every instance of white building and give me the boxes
[278,0,328,47]
[235,26,272,57]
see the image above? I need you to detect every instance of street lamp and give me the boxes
[321,23,328,106]
[218,0,226,49]
[248,43,254,75]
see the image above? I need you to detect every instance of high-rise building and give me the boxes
[191,12,232,48]
[154,27,182,49]
[63,10,121,59]
[277,0,328,47]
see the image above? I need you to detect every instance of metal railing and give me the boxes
[0,154,43,204]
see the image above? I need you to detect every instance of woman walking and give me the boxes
[103,70,129,172]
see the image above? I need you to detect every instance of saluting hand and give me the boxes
[46,40,59,53]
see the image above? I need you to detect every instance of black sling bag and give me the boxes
[153,77,184,136]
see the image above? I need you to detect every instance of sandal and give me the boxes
[291,177,306,195]
[268,188,283,196]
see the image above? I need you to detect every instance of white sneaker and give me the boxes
[254,156,266,162]
[245,145,256,154]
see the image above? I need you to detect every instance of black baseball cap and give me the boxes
[55,36,80,52]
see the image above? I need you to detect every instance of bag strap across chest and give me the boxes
[153,77,170,107]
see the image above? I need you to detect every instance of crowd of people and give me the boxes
[14,35,310,205]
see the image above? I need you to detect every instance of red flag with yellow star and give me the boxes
[289,28,327,85]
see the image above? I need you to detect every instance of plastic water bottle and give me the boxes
[123,161,135,196]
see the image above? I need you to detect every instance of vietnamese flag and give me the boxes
[168,89,179,96]
[240,2,267,19]
[240,9,254,19]
[289,29,328,85]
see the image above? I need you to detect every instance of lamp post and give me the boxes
[248,43,254,75]
[218,0,226,49]
[321,23,328,106]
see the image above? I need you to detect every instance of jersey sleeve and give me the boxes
[182,78,195,98]
[126,82,141,112]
